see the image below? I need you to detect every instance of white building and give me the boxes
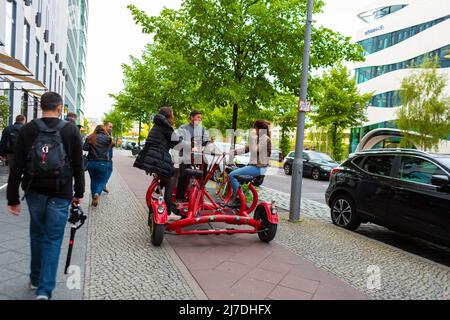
[351,0,450,151]
[0,0,69,125]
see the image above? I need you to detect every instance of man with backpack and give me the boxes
[0,115,26,171]
[6,92,85,300]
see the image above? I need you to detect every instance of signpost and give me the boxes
[289,0,314,222]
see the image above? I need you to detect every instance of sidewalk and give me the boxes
[113,149,367,300]
[0,165,88,300]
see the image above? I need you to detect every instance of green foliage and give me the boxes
[125,0,364,131]
[311,64,372,161]
[103,108,133,140]
[397,59,450,151]
[0,95,9,131]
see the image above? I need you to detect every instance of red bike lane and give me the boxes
[113,149,368,300]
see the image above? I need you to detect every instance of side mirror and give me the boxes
[431,175,449,188]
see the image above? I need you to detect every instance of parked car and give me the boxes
[283,151,339,180]
[271,149,283,163]
[325,149,450,246]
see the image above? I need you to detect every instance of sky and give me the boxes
[84,0,374,119]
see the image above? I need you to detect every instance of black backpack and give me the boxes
[26,119,71,189]
[5,124,21,154]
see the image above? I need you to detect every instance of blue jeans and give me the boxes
[26,192,71,299]
[229,165,267,195]
[105,161,113,185]
[87,161,109,196]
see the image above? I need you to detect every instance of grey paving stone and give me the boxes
[0,251,28,266]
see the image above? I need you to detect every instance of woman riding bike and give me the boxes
[133,107,183,216]
[228,120,272,208]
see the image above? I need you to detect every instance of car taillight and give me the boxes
[331,167,343,177]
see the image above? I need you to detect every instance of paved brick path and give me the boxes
[114,150,367,300]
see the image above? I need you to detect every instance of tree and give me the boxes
[128,0,364,132]
[103,108,133,142]
[0,95,9,131]
[82,118,90,135]
[311,65,372,161]
[397,59,450,151]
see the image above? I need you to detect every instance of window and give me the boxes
[358,15,450,56]
[35,39,40,80]
[43,52,47,85]
[21,92,29,118]
[33,98,39,119]
[358,5,407,23]
[302,153,310,161]
[397,157,446,185]
[5,0,17,57]
[288,152,295,158]
[370,91,402,108]
[362,155,396,176]
[352,156,366,168]
[23,20,30,67]
[356,44,450,84]
[49,62,53,91]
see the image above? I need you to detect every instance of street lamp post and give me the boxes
[289,0,314,222]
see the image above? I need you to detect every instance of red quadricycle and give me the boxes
[145,152,279,246]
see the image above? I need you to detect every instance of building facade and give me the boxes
[65,0,88,123]
[0,0,88,126]
[351,0,450,151]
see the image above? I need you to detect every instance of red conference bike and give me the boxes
[145,152,278,246]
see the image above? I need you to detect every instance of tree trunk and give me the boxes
[232,103,239,147]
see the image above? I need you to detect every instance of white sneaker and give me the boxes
[29,282,38,291]
[36,295,49,300]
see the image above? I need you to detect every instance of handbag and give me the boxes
[83,154,89,172]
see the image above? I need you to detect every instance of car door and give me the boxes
[356,155,397,224]
[302,153,313,177]
[390,156,450,244]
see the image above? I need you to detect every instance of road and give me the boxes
[264,169,329,204]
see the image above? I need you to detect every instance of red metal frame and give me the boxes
[145,152,278,237]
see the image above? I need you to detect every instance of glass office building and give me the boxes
[65,0,89,123]
[351,0,450,152]
[0,0,88,125]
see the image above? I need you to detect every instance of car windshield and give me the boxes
[309,152,334,162]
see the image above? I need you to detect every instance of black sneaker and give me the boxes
[227,199,242,209]
[171,207,182,217]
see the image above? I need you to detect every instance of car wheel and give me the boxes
[312,168,321,180]
[284,164,292,176]
[331,195,360,231]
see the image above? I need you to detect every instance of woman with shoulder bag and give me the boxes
[83,125,113,207]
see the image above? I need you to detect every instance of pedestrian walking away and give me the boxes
[103,122,114,194]
[0,115,26,172]
[6,92,85,300]
[83,124,113,207]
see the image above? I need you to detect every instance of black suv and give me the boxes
[284,151,339,180]
[325,149,450,246]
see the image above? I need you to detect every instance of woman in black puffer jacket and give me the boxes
[134,107,182,215]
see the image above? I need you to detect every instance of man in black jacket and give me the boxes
[6,92,85,300]
[0,114,26,171]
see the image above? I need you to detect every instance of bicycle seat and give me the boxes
[184,169,204,178]
[236,175,255,184]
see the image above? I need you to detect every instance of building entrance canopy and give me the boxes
[0,52,47,92]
